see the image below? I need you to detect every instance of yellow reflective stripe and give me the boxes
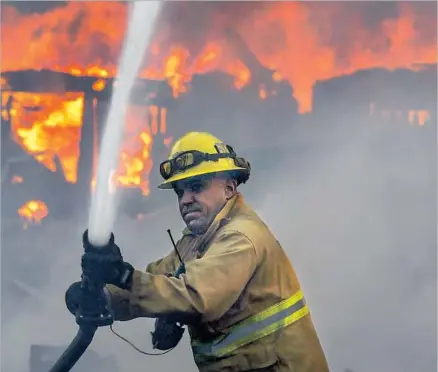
[192,290,309,358]
[237,289,305,327]
[216,302,309,357]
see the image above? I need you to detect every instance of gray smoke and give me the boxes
[253,122,436,372]
[2,112,436,372]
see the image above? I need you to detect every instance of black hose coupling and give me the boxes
[75,229,115,328]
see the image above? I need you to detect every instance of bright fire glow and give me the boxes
[18,200,49,225]
[1,1,436,222]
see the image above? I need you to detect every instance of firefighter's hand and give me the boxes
[151,318,185,350]
[81,231,134,290]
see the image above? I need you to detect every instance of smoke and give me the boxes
[2,110,436,372]
[253,120,436,372]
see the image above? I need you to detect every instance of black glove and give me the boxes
[151,318,185,350]
[150,267,186,351]
[81,230,134,290]
[65,281,109,316]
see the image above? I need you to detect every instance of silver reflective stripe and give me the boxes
[193,298,306,356]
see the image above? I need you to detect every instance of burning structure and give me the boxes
[1,1,436,223]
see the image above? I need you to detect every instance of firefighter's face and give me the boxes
[174,175,236,235]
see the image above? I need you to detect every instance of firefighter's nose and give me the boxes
[179,189,196,206]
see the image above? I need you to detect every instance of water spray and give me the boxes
[49,2,162,371]
[87,2,161,246]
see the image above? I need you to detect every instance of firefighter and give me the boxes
[66,132,330,372]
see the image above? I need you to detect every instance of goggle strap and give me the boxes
[204,153,235,161]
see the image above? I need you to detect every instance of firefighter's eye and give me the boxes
[189,181,205,193]
[174,179,209,197]
[174,187,184,198]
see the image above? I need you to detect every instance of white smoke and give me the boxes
[254,122,436,372]
[2,115,435,372]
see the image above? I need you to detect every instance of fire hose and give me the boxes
[48,232,115,372]
[47,2,162,370]
[48,229,181,371]
[46,326,98,372]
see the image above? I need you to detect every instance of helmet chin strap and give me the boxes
[226,190,238,200]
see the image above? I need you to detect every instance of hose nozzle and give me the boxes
[83,229,115,250]
[76,229,115,328]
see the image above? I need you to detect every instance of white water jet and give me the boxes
[87,1,162,246]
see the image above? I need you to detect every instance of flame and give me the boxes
[1,2,435,109]
[258,84,277,100]
[409,110,430,126]
[113,106,162,195]
[11,175,23,184]
[4,92,84,182]
[92,79,106,92]
[18,200,49,225]
[0,1,436,198]
[2,86,166,191]
[369,103,431,126]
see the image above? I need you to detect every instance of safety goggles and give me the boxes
[160,146,243,181]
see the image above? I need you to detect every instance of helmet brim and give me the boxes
[157,167,247,190]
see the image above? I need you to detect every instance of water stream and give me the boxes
[87,1,162,246]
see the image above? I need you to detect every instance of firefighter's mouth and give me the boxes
[183,211,202,220]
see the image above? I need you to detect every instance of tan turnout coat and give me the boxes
[107,194,329,372]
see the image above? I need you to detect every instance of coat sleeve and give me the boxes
[106,250,177,321]
[109,230,258,324]
[144,250,177,274]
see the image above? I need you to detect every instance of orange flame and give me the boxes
[409,110,430,126]
[2,2,435,112]
[92,79,106,92]
[11,175,23,184]
[2,2,436,109]
[0,1,436,202]
[7,92,84,183]
[369,103,431,126]
[18,200,49,225]
[2,85,167,192]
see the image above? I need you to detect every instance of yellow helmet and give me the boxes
[158,131,250,190]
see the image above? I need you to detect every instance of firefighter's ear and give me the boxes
[224,178,237,199]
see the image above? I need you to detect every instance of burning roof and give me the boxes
[1,1,436,225]
[1,1,436,112]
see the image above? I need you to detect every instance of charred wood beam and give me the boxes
[2,69,100,93]
[1,69,176,106]
[75,92,94,204]
[313,65,438,112]
[225,29,276,88]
